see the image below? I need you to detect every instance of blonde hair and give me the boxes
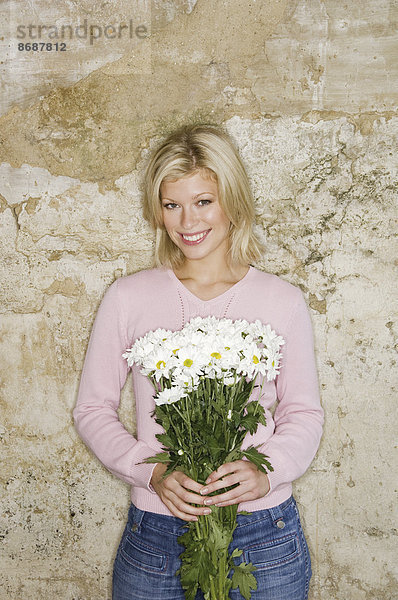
[142,123,263,268]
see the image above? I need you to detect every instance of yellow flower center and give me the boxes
[252,355,259,364]
[225,346,230,350]
[183,358,193,367]
[211,352,222,359]
[156,360,166,369]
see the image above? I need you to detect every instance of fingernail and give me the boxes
[203,508,211,515]
[204,499,212,505]
[200,488,208,495]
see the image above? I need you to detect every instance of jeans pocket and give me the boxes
[245,533,300,571]
[120,533,168,573]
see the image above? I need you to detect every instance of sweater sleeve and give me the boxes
[261,289,324,492]
[73,279,158,490]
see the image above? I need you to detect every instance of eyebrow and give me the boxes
[161,191,217,201]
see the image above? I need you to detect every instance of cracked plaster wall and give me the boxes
[0,1,397,598]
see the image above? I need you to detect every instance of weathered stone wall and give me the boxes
[1,1,397,598]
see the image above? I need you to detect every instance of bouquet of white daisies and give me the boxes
[123,316,284,600]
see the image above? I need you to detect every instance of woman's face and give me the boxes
[160,171,231,264]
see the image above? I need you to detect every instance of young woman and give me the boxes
[73,124,323,600]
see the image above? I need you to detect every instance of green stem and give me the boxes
[207,578,217,600]
[218,549,227,598]
[184,394,196,475]
[194,518,201,541]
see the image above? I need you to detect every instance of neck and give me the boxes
[175,255,248,285]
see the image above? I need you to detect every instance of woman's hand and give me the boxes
[150,463,212,521]
[198,460,270,508]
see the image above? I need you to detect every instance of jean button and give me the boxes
[276,520,285,529]
[131,523,138,532]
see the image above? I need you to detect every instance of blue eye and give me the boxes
[198,199,212,206]
[163,203,178,210]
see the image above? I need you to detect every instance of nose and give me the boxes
[181,206,198,230]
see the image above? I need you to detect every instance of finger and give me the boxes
[169,504,212,521]
[173,486,208,507]
[164,486,206,511]
[204,484,248,506]
[164,476,207,504]
[212,494,252,508]
[164,502,199,522]
[200,472,242,496]
[173,472,205,494]
[166,490,212,520]
[205,461,247,484]
[210,472,270,506]
[202,461,254,493]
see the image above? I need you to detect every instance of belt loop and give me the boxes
[135,507,145,527]
[269,502,286,529]
[130,504,145,532]
[268,503,284,524]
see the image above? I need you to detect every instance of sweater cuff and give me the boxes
[265,451,296,494]
[129,443,160,493]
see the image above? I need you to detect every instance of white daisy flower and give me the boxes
[155,386,186,406]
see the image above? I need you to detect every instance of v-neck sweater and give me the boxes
[73,266,323,514]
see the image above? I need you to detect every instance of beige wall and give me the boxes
[1,1,397,598]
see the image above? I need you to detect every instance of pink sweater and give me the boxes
[73,266,323,515]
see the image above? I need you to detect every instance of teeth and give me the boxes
[182,231,207,241]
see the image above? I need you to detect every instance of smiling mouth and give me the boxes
[179,230,211,245]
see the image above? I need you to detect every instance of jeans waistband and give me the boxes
[128,503,188,535]
[127,496,294,535]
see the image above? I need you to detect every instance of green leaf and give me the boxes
[144,452,170,464]
[242,446,274,474]
[224,448,243,463]
[258,411,268,428]
[231,561,257,600]
[178,533,216,598]
[156,432,175,448]
[241,401,268,433]
[240,414,259,435]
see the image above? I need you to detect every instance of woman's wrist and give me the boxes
[150,463,167,492]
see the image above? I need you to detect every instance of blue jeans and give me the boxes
[112,496,312,600]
